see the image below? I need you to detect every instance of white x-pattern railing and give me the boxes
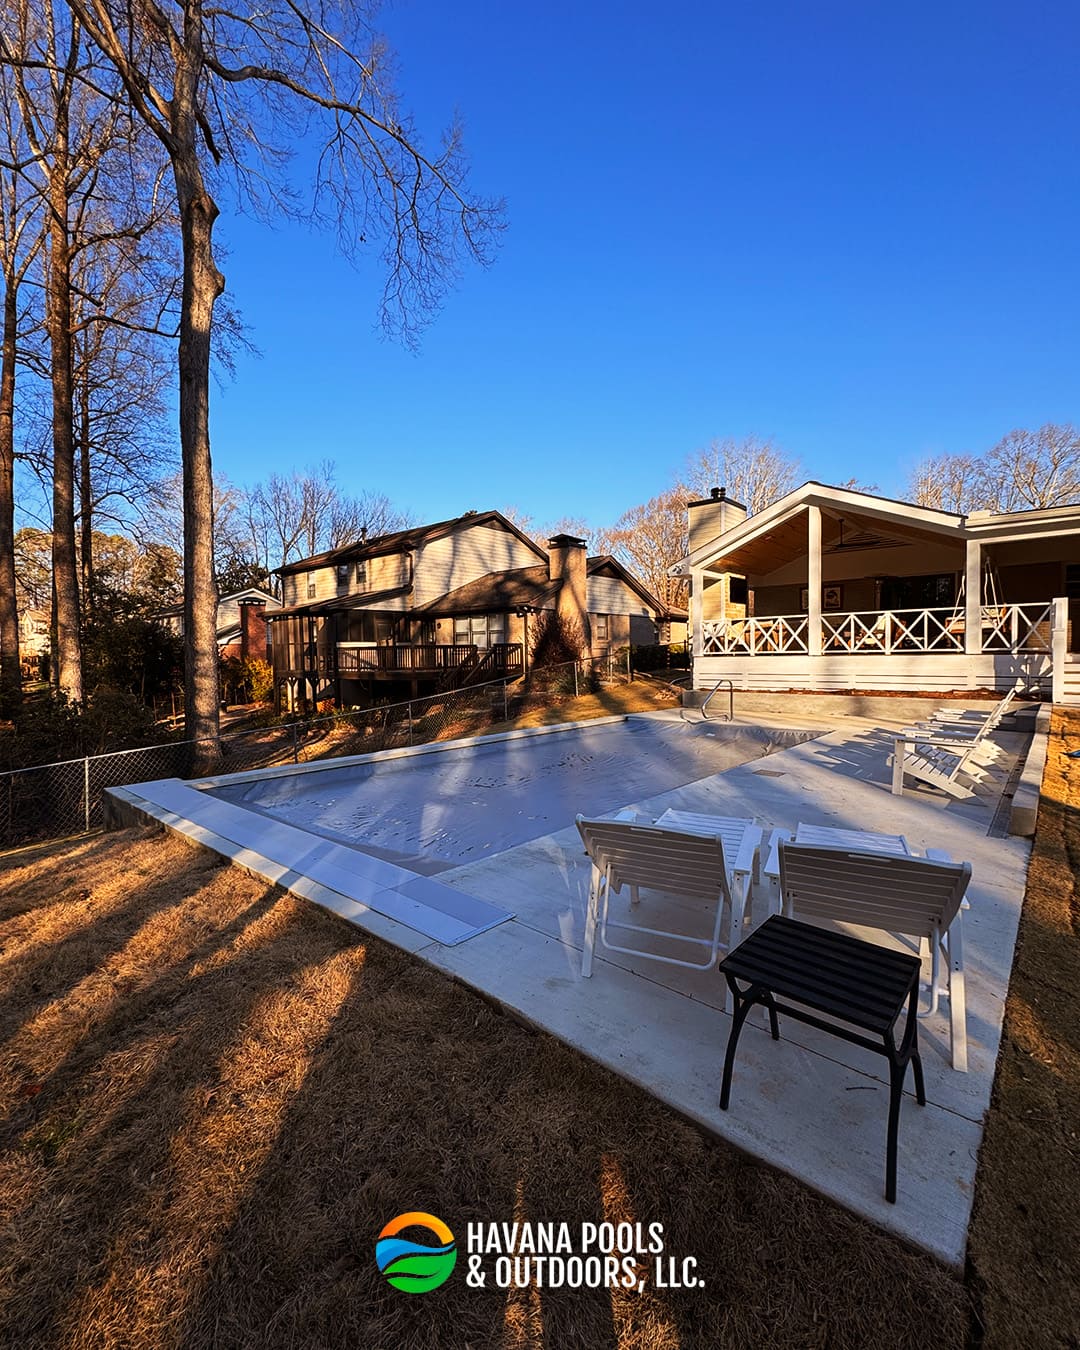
[701,614,808,655]
[978,602,1053,652]
[701,602,1054,657]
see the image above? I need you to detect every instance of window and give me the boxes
[355,560,367,586]
[344,612,396,643]
[1066,565,1080,600]
[595,614,609,643]
[880,574,957,610]
[453,614,505,649]
[307,577,316,599]
[728,576,748,606]
[336,562,350,585]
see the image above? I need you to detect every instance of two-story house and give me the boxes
[269,509,680,710]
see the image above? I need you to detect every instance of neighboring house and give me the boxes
[17,609,49,676]
[159,587,280,663]
[270,510,678,709]
[671,482,1080,703]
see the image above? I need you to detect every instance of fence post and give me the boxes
[627,648,632,683]
[84,757,91,832]
[407,701,414,745]
[573,662,578,697]
[503,680,509,721]
[291,723,299,763]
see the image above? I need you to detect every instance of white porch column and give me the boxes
[1052,595,1068,705]
[690,569,703,661]
[964,540,982,654]
[807,505,822,657]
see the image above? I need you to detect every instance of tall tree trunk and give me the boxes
[0,270,20,715]
[46,121,82,705]
[174,156,222,747]
[78,359,92,614]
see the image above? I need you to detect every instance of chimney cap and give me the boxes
[547,532,587,548]
[686,486,746,511]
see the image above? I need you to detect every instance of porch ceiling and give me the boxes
[704,506,963,579]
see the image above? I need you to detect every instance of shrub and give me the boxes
[529,611,585,670]
[243,657,274,704]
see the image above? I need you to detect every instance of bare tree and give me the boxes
[65,0,502,745]
[604,487,689,608]
[906,453,984,514]
[236,462,409,578]
[0,54,44,711]
[683,435,800,516]
[981,424,1080,511]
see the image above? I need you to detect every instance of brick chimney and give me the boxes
[547,534,591,647]
[687,486,748,555]
[238,598,268,663]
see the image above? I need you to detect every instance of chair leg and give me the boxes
[911,1047,926,1106]
[885,1059,907,1204]
[719,980,757,1110]
[582,869,601,978]
[947,928,968,1073]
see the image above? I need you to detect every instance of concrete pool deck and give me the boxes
[107,706,1039,1269]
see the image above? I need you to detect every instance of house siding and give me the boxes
[411,522,542,606]
[282,552,410,608]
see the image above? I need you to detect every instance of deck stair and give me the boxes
[1061,656,1080,706]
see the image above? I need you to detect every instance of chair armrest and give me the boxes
[732,823,762,880]
[762,828,789,879]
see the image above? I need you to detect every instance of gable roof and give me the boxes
[410,566,561,616]
[275,510,547,577]
[586,555,685,619]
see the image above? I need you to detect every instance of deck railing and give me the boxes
[337,641,524,676]
[701,602,1054,657]
[701,613,809,655]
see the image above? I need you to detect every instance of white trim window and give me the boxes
[453,614,506,650]
[595,613,610,645]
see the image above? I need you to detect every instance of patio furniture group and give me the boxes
[575,809,975,1200]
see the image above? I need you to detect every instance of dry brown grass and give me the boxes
[967,707,1080,1347]
[0,824,968,1349]
[487,681,681,734]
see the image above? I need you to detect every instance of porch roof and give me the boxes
[671,482,967,578]
[672,480,1080,579]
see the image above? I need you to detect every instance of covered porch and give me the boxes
[682,487,1080,698]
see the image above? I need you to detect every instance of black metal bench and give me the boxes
[717,914,925,1203]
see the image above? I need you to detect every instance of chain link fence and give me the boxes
[0,651,638,853]
[0,676,520,852]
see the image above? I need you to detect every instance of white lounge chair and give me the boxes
[777,839,972,1071]
[928,685,1018,734]
[890,723,1005,798]
[576,815,761,978]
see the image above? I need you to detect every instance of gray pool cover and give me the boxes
[211,718,807,868]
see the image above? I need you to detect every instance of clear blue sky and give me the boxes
[210,0,1080,530]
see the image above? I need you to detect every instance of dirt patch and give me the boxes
[0,825,966,1349]
[967,707,1080,1346]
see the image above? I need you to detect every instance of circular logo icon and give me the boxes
[376,1212,457,1293]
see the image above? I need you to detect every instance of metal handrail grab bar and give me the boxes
[701,679,734,722]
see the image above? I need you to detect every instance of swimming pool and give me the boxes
[207,715,814,870]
